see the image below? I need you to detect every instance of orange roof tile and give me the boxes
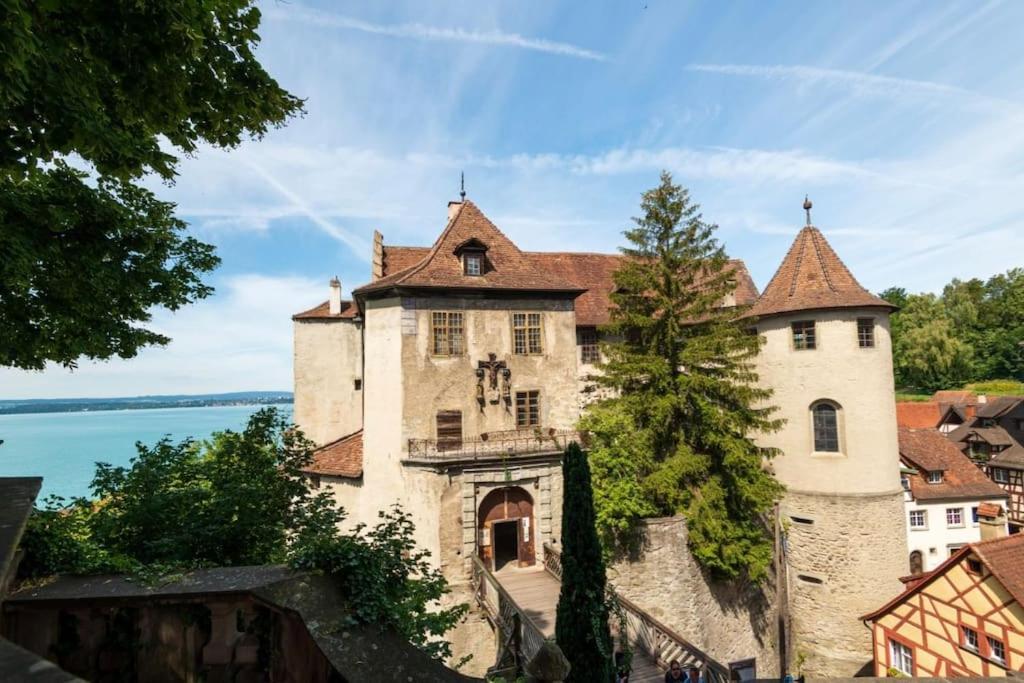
[977,502,1003,518]
[898,428,1007,501]
[747,225,894,318]
[932,390,978,405]
[895,402,941,429]
[292,300,359,321]
[971,532,1024,605]
[379,247,759,327]
[354,201,584,296]
[303,430,363,479]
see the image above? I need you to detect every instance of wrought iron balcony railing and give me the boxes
[406,428,579,462]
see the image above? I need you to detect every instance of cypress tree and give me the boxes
[555,441,614,683]
[582,171,785,581]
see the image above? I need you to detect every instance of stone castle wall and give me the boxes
[782,489,907,677]
[608,516,782,678]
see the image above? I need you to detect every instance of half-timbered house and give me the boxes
[863,532,1024,677]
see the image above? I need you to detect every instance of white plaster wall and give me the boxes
[754,309,900,495]
[905,497,1009,572]
[293,319,363,445]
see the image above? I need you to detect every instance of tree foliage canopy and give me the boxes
[18,409,465,661]
[882,268,1024,392]
[1,0,303,369]
[582,172,784,581]
[555,442,614,683]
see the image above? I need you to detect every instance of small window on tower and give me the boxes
[792,321,816,350]
[857,318,875,348]
[811,401,840,452]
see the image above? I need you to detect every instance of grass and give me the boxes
[895,379,1024,402]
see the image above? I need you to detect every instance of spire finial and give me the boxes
[460,172,466,201]
[803,195,813,226]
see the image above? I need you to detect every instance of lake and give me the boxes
[0,404,293,502]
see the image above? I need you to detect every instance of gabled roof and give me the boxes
[932,390,978,405]
[975,396,1024,419]
[378,246,759,327]
[747,225,894,318]
[302,430,363,479]
[292,300,359,321]
[948,423,1015,447]
[354,201,584,296]
[898,428,1007,501]
[862,533,1024,622]
[991,443,1024,469]
[895,402,941,429]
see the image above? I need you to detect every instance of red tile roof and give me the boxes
[302,430,363,479]
[862,534,1024,621]
[895,402,941,429]
[292,300,359,321]
[378,247,759,327]
[747,226,894,318]
[932,390,978,405]
[354,201,585,296]
[977,502,1003,518]
[898,428,1007,501]
[971,532,1024,605]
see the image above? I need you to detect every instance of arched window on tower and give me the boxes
[811,401,841,452]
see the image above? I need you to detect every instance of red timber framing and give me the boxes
[863,545,1024,677]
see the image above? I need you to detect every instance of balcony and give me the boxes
[405,428,580,464]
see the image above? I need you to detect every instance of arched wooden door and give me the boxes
[478,487,535,571]
[909,550,923,575]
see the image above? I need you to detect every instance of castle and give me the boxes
[292,196,906,677]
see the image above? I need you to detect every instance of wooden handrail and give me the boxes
[542,542,731,682]
[471,555,548,665]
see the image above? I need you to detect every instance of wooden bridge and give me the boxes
[472,543,730,683]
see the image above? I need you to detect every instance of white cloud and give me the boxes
[687,63,1020,114]
[262,4,607,61]
[0,274,323,399]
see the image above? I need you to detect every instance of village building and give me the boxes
[862,531,1024,677]
[898,428,1009,574]
[947,396,1024,533]
[292,195,906,678]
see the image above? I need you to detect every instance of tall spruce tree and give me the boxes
[582,171,784,581]
[555,441,614,683]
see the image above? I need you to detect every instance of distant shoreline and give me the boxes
[0,393,293,416]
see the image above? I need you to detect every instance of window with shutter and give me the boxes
[436,410,462,451]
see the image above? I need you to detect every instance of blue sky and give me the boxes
[4,0,1024,398]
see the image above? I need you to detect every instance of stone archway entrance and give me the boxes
[478,487,535,571]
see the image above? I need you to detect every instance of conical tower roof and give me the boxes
[748,223,894,318]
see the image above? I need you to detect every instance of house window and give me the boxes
[948,544,964,557]
[464,253,483,276]
[889,639,914,676]
[857,318,875,348]
[909,510,927,530]
[515,391,540,428]
[992,468,1009,484]
[579,328,600,364]
[900,475,911,491]
[792,320,816,350]
[1015,418,1024,431]
[513,313,543,355]
[811,402,840,452]
[909,551,923,575]
[436,410,463,451]
[972,507,979,524]
[946,507,964,527]
[987,636,1006,665]
[431,311,464,356]
[927,470,943,484]
[962,625,979,652]
[967,558,983,574]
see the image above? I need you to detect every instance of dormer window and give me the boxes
[453,237,489,277]
[927,470,943,484]
[464,253,482,276]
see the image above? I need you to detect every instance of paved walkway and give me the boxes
[494,566,665,683]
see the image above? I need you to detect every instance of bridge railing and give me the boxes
[542,542,731,683]
[472,555,547,666]
[407,428,578,463]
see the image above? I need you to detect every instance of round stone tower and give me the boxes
[749,201,906,677]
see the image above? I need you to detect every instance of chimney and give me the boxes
[371,231,384,282]
[448,201,462,224]
[329,277,342,315]
[977,394,988,405]
[978,505,1007,541]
